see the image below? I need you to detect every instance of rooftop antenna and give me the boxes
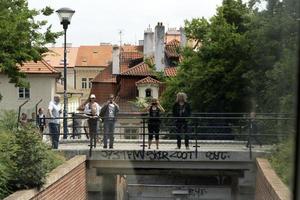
[118,30,123,48]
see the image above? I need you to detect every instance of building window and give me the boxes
[88,78,93,88]
[81,78,87,89]
[145,88,152,98]
[124,128,138,139]
[18,87,30,99]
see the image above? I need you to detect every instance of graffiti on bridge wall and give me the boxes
[98,150,232,161]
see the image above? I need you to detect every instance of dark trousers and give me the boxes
[176,121,189,148]
[88,118,99,136]
[49,123,60,149]
[103,120,115,148]
[246,135,262,147]
[148,122,160,141]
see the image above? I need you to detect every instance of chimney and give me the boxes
[112,46,120,74]
[154,22,165,71]
[179,27,187,47]
[143,26,154,58]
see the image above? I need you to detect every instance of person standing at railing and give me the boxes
[100,94,119,149]
[48,95,62,149]
[246,111,262,148]
[145,98,165,150]
[84,94,101,142]
[37,108,46,135]
[172,92,191,150]
[19,112,28,126]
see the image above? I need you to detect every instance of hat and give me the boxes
[90,94,96,99]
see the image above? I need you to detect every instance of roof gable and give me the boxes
[20,60,59,75]
[136,76,161,85]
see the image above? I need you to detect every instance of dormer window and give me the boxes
[145,88,152,98]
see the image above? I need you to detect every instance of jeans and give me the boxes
[176,121,189,148]
[103,120,115,148]
[49,123,60,149]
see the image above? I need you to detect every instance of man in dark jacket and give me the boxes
[172,92,191,150]
[100,94,119,149]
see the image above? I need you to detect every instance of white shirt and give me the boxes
[84,102,101,116]
[108,104,116,118]
[48,101,61,124]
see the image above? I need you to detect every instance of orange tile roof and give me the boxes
[92,65,116,83]
[20,60,60,75]
[75,45,112,67]
[121,45,143,53]
[165,39,180,58]
[120,62,154,76]
[164,67,177,77]
[136,76,161,85]
[43,47,78,68]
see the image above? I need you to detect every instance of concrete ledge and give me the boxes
[255,158,291,200]
[4,155,86,200]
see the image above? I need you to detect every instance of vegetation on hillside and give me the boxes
[269,136,294,186]
[161,0,297,187]
[162,0,298,114]
[0,111,65,199]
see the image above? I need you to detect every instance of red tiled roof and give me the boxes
[75,45,112,67]
[165,39,180,58]
[43,47,78,68]
[121,45,143,53]
[92,65,116,83]
[164,67,177,77]
[20,60,59,75]
[120,51,143,73]
[120,62,154,76]
[136,76,161,85]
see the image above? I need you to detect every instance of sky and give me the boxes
[27,0,223,47]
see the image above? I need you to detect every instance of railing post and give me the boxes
[248,118,252,160]
[195,118,198,159]
[72,113,75,139]
[142,117,146,160]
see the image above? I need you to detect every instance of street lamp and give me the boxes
[56,7,75,139]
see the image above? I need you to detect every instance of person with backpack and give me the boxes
[100,94,119,149]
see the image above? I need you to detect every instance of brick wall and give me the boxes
[255,158,291,200]
[5,155,87,200]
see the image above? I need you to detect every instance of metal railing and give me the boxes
[38,113,294,158]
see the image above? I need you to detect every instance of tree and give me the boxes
[162,0,298,114]
[162,0,252,112]
[0,0,60,88]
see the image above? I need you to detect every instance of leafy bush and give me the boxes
[0,111,65,198]
[269,136,294,187]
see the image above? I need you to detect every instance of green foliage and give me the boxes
[163,0,252,112]
[162,0,297,114]
[269,136,294,186]
[0,110,18,131]
[0,0,61,88]
[0,111,65,198]
[129,97,151,111]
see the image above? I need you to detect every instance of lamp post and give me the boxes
[56,7,75,139]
